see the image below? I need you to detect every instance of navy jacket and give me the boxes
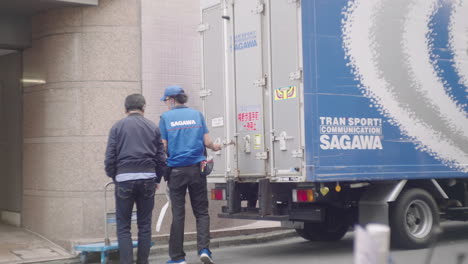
[104,113,166,183]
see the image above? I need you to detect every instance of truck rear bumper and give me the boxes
[216,179,326,222]
[218,207,323,222]
[218,212,289,221]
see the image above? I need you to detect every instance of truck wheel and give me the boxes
[295,209,349,241]
[389,188,439,249]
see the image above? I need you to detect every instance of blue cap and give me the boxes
[160,85,185,101]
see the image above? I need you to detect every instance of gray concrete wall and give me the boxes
[0,52,22,215]
[22,0,141,249]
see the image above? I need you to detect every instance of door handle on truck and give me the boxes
[213,137,222,156]
[276,131,293,151]
[243,135,251,153]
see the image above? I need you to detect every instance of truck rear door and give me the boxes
[200,4,227,181]
[268,0,304,180]
[232,0,267,177]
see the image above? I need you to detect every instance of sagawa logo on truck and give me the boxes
[233,31,257,51]
[319,117,383,150]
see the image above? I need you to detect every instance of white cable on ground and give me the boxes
[156,185,171,232]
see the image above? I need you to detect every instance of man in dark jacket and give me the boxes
[104,93,166,264]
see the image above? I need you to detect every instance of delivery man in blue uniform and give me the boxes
[159,85,221,264]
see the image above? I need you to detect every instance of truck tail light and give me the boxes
[292,189,314,202]
[211,189,226,200]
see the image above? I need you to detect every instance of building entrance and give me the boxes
[0,51,22,227]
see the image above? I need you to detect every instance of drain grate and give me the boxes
[11,248,59,260]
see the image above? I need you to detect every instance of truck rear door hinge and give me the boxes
[254,77,267,87]
[289,70,302,81]
[255,152,268,160]
[199,89,212,98]
[252,3,264,14]
[291,149,303,158]
[197,23,210,33]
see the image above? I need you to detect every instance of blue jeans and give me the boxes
[115,178,156,264]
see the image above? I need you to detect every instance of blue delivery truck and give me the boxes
[198,0,468,248]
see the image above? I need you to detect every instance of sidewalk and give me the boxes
[36,221,296,264]
[0,223,72,264]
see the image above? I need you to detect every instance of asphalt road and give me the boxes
[148,222,468,264]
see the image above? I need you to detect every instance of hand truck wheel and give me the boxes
[79,252,89,264]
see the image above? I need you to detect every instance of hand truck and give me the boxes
[74,182,145,264]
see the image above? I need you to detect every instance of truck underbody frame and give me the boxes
[214,177,468,248]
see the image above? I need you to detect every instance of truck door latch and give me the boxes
[255,152,268,160]
[275,131,293,151]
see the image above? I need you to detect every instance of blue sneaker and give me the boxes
[199,248,214,264]
[166,259,187,264]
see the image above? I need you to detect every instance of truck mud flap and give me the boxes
[289,208,324,222]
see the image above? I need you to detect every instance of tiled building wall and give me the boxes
[141,0,202,121]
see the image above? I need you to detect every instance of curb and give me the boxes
[150,229,297,255]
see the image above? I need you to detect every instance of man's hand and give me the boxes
[155,184,160,191]
[204,134,223,151]
[212,143,222,151]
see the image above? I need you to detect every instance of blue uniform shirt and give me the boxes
[159,106,209,167]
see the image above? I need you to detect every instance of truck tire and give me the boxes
[389,188,440,249]
[295,208,349,241]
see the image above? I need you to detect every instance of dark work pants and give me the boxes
[168,165,210,261]
[115,178,156,264]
